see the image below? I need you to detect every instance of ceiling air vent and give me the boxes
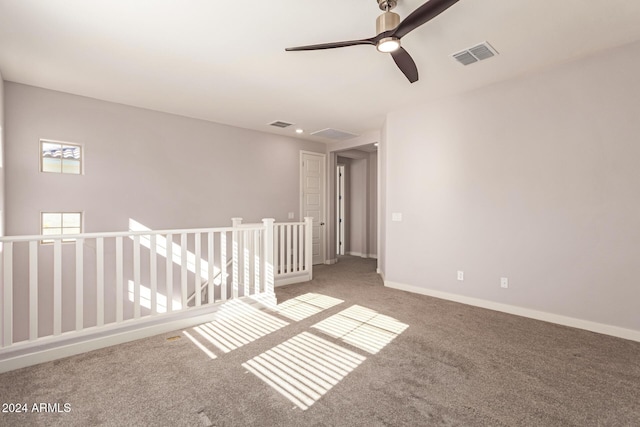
[452,41,498,66]
[269,120,294,128]
[311,128,359,141]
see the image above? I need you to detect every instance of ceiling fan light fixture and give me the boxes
[377,37,401,53]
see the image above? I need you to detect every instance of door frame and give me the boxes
[299,151,327,265]
[336,164,346,255]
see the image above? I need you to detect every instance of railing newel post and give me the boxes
[261,218,276,308]
[304,217,314,280]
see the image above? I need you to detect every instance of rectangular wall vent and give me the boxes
[452,41,498,66]
[310,128,359,141]
[269,120,294,128]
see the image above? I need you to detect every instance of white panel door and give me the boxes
[301,152,326,265]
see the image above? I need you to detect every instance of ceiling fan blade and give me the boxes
[391,47,419,83]
[286,38,376,51]
[393,0,460,39]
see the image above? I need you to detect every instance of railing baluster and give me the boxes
[75,238,84,331]
[166,234,173,313]
[232,226,238,299]
[116,236,123,323]
[53,240,62,335]
[292,225,298,273]
[208,231,214,304]
[150,234,157,315]
[133,235,141,319]
[29,241,38,341]
[181,233,187,309]
[254,229,260,294]
[3,242,13,347]
[298,224,304,273]
[286,224,292,274]
[279,225,285,275]
[243,230,250,296]
[96,238,104,327]
[221,232,227,301]
[194,233,201,307]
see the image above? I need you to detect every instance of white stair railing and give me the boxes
[0,219,282,351]
[232,217,314,286]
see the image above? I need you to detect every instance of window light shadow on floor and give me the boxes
[312,305,409,355]
[183,299,289,357]
[274,293,344,321]
[242,332,366,410]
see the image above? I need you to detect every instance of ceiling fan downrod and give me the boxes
[377,0,398,11]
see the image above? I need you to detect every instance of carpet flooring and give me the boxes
[0,256,639,426]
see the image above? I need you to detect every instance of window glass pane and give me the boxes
[62,227,81,234]
[42,213,62,228]
[62,145,81,160]
[41,142,62,157]
[42,227,62,236]
[62,159,81,174]
[42,157,62,173]
[62,213,81,228]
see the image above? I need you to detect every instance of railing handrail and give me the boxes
[0,224,266,243]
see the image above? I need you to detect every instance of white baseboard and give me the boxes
[346,251,365,257]
[274,272,311,287]
[344,252,377,259]
[325,258,338,265]
[385,281,640,343]
[376,269,385,281]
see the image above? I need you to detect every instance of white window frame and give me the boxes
[40,211,84,244]
[40,139,84,175]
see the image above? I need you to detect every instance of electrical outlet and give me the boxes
[457,271,464,281]
[288,212,294,219]
[501,277,509,288]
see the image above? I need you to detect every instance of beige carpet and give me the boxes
[0,256,639,426]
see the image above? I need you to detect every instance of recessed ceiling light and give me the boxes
[295,129,304,134]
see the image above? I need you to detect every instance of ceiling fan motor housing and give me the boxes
[376,11,400,34]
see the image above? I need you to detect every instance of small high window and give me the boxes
[41,212,83,243]
[40,139,82,174]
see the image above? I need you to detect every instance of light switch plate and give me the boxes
[392,213,403,222]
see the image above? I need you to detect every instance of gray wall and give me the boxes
[384,39,640,333]
[5,82,325,235]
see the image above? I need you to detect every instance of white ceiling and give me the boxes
[2,0,640,143]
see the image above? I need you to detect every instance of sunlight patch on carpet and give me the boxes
[311,305,408,354]
[243,332,365,410]
[274,293,343,321]
[184,299,289,356]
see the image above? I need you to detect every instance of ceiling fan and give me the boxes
[285,0,460,83]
